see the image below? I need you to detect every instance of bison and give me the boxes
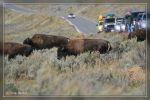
[128,28,146,41]
[0,42,33,59]
[57,39,112,59]
[23,34,69,50]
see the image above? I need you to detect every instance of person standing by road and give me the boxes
[98,15,103,23]
[125,12,134,34]
[97,15,104,33]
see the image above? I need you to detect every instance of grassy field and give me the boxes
[3,4,146,96]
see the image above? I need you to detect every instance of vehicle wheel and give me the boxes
[104,29,108,33]
[97,31,102,33]
[105,29,110,33]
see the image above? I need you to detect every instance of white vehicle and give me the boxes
[103,17,116,32]
[138,13,146,29]
[115,18,126,32]
[68,13,76,18]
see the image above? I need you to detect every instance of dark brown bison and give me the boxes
[0,42,33,59]
[128,28,146,41]
[23,34,69,50]
[57,39,112,59]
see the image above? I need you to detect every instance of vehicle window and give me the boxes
[117,18,122,20]
[143,14,146,20]
[137,14,143,20]
[132,12,144,18]
[117,20,124,23]
[117,20,121,22]
[132,12,139,18]
[105,18,115,23]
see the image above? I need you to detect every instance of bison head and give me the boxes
[57,46,71,59]
[59,38,70,47]
[23,38,33,45]
[22,44,33,56]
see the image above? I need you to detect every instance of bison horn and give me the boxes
[107,42,112,52]
[67,38,70,42]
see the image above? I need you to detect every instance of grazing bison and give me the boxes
[0,42,33,59]
[23,34,69,49]
[128,28,146,41]
[57,39,112,59]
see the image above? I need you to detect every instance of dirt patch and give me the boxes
[128,65,145,81]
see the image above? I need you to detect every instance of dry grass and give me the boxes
[3,5,146,96]
[4,33,146,96]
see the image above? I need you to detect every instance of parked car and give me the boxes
[138,13,146,29]
[115,18,126,32]
[131,11,144,21]
[68,13,76,19]
[103,17,116,32]
[137,12,145,21]
[131,11,145,29]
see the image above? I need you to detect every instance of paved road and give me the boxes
[5,4,97,34]
[4,3,34,13]
[63,16,97,34]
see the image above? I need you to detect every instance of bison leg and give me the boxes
[98,42,112,54]
[128,33,132,39]
[57,47,67,59]
[24,47,33,57]
[8,53,16,60]
[57,47,78,59]
[8,49,19,60]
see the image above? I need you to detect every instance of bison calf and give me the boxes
[57,39,112,59]
[23,34,69,50]
[128,28,146,41]
[0,42,33,59]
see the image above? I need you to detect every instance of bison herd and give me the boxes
[0,28,146,60]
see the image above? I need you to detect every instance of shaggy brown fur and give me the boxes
[128,29,146,41]
[0,42,33,59]
[57,39,112,59]
[23,34,69,49]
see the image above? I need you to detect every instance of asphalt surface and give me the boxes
[5,4,97,34]
[63,16,97,34]
[4,4,34,13]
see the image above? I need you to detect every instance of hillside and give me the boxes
[78,4,145,21]
[4,8,81,43]
[20,4,145,21]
